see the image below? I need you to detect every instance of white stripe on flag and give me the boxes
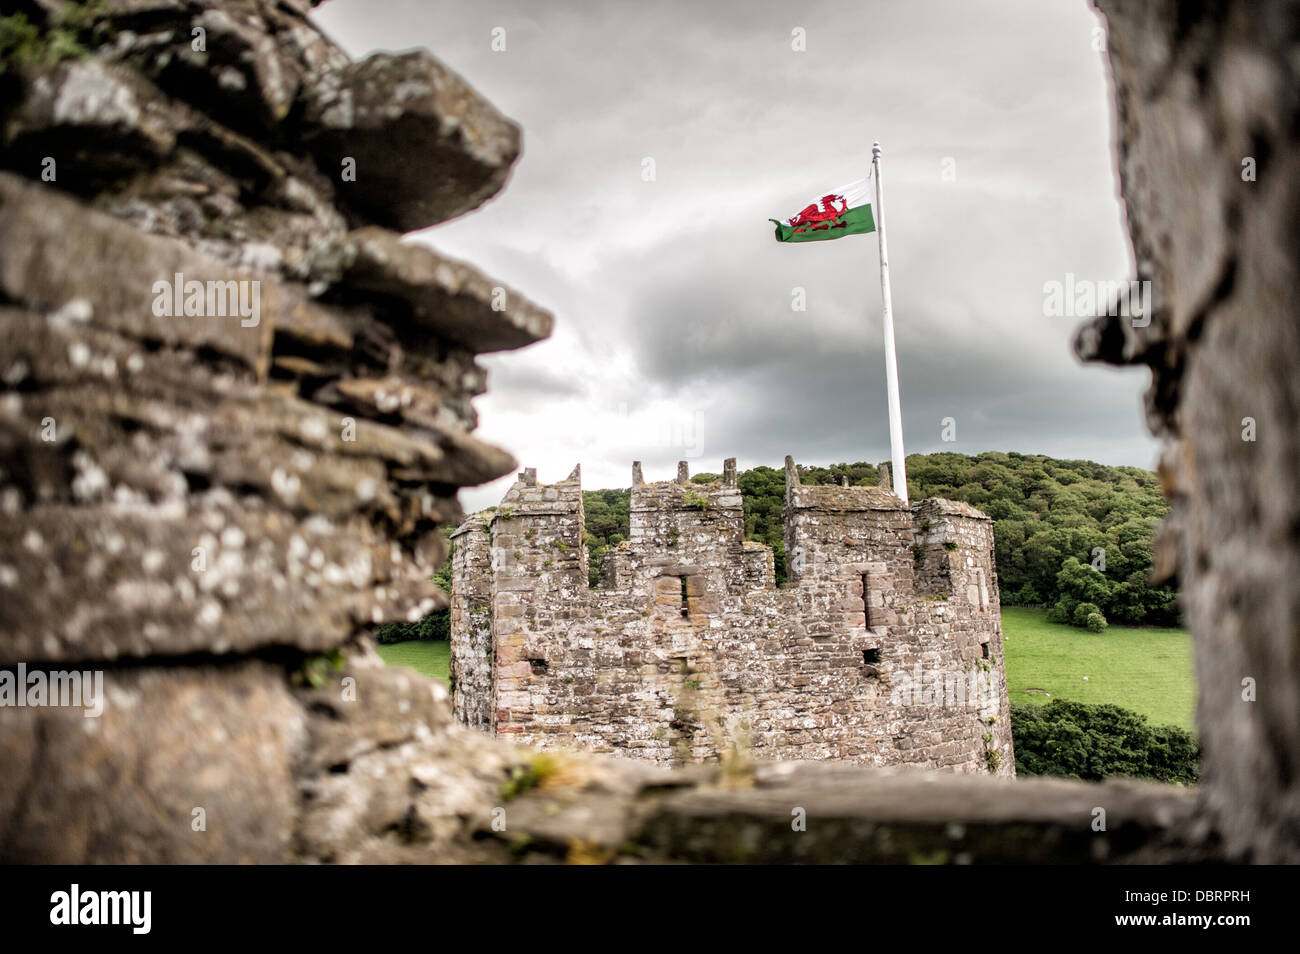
[833,176,872,210]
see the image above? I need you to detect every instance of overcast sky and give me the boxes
[313,0,1154,510]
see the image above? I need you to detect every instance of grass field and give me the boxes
[375,640,450,682]
[374,607,1197,731]
[1001,607,1195,730]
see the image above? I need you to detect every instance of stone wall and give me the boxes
[451,459,1014,773]
[0,0,553,863]
[1076,0,1300,862]
[449,513,494,730]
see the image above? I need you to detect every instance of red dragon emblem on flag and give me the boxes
[787,193,849,233]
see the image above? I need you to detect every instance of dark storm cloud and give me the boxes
[312,0,1155,508]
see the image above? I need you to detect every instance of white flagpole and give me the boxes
[871,141,908,506]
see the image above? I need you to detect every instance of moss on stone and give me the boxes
[500,752,562,800]
[0,10,93,75]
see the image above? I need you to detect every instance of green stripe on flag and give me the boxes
[770,203,875,243]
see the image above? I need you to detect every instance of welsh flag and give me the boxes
[770,176,875,243]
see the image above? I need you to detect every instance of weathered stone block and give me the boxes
[333,227,553,353]
[300,50,521,232]
[0,661,303,863]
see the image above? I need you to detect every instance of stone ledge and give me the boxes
[300,50,522,233]
[477,740,1215,864]
[334,227,554,353]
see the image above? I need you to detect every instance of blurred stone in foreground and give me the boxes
[1076,0,1300,862]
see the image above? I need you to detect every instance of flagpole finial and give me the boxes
[872,141,882,159]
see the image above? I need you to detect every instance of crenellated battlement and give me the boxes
[450,457,1014,772]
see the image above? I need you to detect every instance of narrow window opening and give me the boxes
[981,642,990,661]
[862,648,881,665]
[861,573,872,628]
[680,576,690,617]
[527,657,548,675]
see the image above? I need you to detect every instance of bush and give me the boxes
[1011,583,1043,606]
[1071,601,1102,627]
[1010,699,1198,783]
[376,608,449,644]
[1045,598,1075,624]
[1047,598,1110,632]
[1147,722,1201,783]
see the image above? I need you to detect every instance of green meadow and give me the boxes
[1001,606,1195,730]
[375,640,450,682]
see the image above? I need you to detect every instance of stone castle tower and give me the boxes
[450,458,1014,774]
